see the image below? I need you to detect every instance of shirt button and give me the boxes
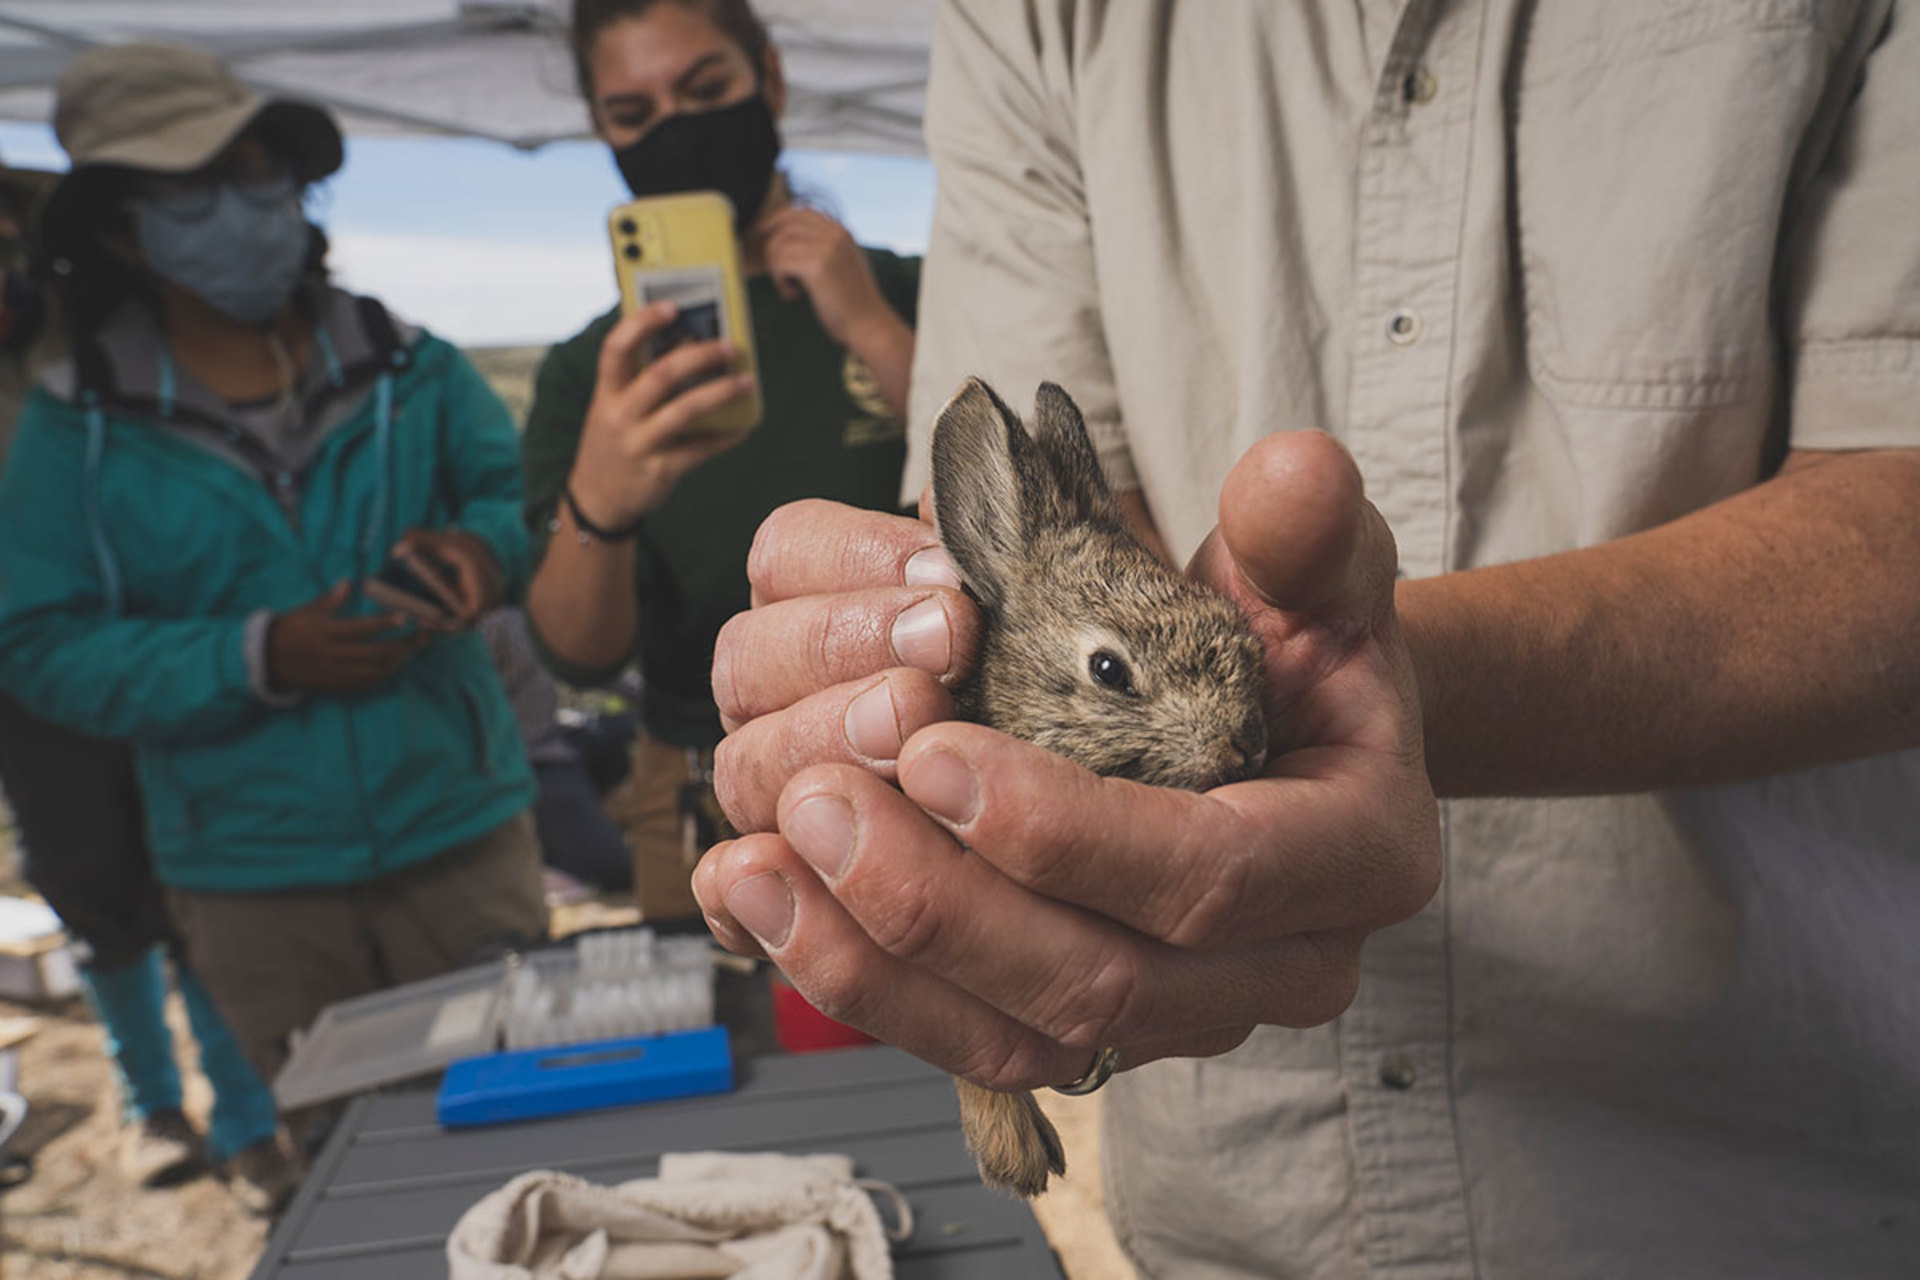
[1387,308,1422,345]
[1403,66,1438,105]
[1379,1052,1418,1090]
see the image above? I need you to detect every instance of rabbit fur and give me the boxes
[929,378,1268,1197]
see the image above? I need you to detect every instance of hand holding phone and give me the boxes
[609,192,761,434]
[366,548,460,627]
[367,530,505,631]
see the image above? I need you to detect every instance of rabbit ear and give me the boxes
[1028,382,1117,523]
[931,377,1027,609]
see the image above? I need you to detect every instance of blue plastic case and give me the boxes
[437,1025,733,1127]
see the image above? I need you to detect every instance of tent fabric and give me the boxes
[0,0,934,156]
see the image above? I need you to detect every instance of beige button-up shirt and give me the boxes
[907,2,1920,1276]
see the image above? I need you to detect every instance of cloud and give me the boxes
[328,230,617,348]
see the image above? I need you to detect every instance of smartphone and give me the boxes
[608,191,762,434]
[365,547,460,626]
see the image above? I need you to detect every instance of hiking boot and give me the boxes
[118,1108,206,1187]
[224,1133,305,1217]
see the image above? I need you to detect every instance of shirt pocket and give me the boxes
[1510,0,1844,410]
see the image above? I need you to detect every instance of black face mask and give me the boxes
[612,95,781,229]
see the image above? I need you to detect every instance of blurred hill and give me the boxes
[466,345,548,427]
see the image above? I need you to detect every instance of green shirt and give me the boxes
[523,247,919,746]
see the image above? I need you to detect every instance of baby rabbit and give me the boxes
[929,378,1269,1197]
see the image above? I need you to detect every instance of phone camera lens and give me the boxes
[623,244,642,260]
[617,218,637,235]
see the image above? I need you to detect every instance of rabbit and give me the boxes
[929,377,1269,1197]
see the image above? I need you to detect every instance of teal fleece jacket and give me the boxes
[0,319,534,892]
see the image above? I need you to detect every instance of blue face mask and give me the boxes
[134,176,310,325]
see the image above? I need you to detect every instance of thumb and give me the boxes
[1212,431,1395,619]
[318,579,353,612]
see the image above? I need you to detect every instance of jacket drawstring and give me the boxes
[358,370,396,572]
[314,324,345,388]
[81,395,125,617]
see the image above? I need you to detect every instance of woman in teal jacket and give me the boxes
[0,45,546,1122]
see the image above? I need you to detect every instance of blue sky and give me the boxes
[0,121,934,347]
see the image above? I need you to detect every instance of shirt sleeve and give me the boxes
[1784,1,1920,451]
[903,0,1139,506]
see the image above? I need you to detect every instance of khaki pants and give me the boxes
[602,735,733,924]
[167,812,548,1086]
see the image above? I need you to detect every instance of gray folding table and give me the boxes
[248,1043,1065,1278]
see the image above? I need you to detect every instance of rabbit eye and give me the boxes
[1088,649,1135,694]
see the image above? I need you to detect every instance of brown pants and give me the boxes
[167,812,548,1086]
[602,735,733,924]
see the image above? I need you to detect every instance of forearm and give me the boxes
[843,309,915,422]
[524,503,641,683]
[1400,448,1920,797]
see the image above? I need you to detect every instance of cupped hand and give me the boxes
[698,433,1441,1091]
[267,580,425,695]
[567,301,757,530]
[758,208,893,351]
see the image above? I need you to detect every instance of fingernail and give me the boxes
[889,598,951,673]
[788,794,856,879]
[843,677,902,760]
[717,339,738,357]
[724,873,793,948]
[909,747,978,825]
[904,546,962,589]
[735,373,756,391]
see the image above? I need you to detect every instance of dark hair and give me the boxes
[568,0,772,102]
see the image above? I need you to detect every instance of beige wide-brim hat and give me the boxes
[41,42,343,251]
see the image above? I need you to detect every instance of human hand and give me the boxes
[758,208,893,352]
[389,528,505,631]
[266,581,425,695]
[567,301,757,530]
[696,433,1441,1090]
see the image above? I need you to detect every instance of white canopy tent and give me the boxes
[0,0,935,155]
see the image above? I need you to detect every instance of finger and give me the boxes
[892,720,1440,947]
[310,580,353,615]
[635,367,757,443]
[713,586,977,726]
[597,301,680,393]
[332,641,419,686]
[712,667,955,832]
[769,765,1368,1055]
[1213,430,1392,620]
[1196,430,1423,758]
[391,540,471,618]
[322,633,424,665]
[323,612,416,640]
[417,541,489,624]
[627,338,740,411]
[746,500,960,607]
[692,830,1089,1092]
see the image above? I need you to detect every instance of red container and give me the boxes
[770,971,875,1052]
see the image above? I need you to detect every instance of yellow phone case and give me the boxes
[608,191,763,434]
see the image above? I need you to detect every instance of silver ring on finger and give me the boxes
[1050,1045,1121,1096]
